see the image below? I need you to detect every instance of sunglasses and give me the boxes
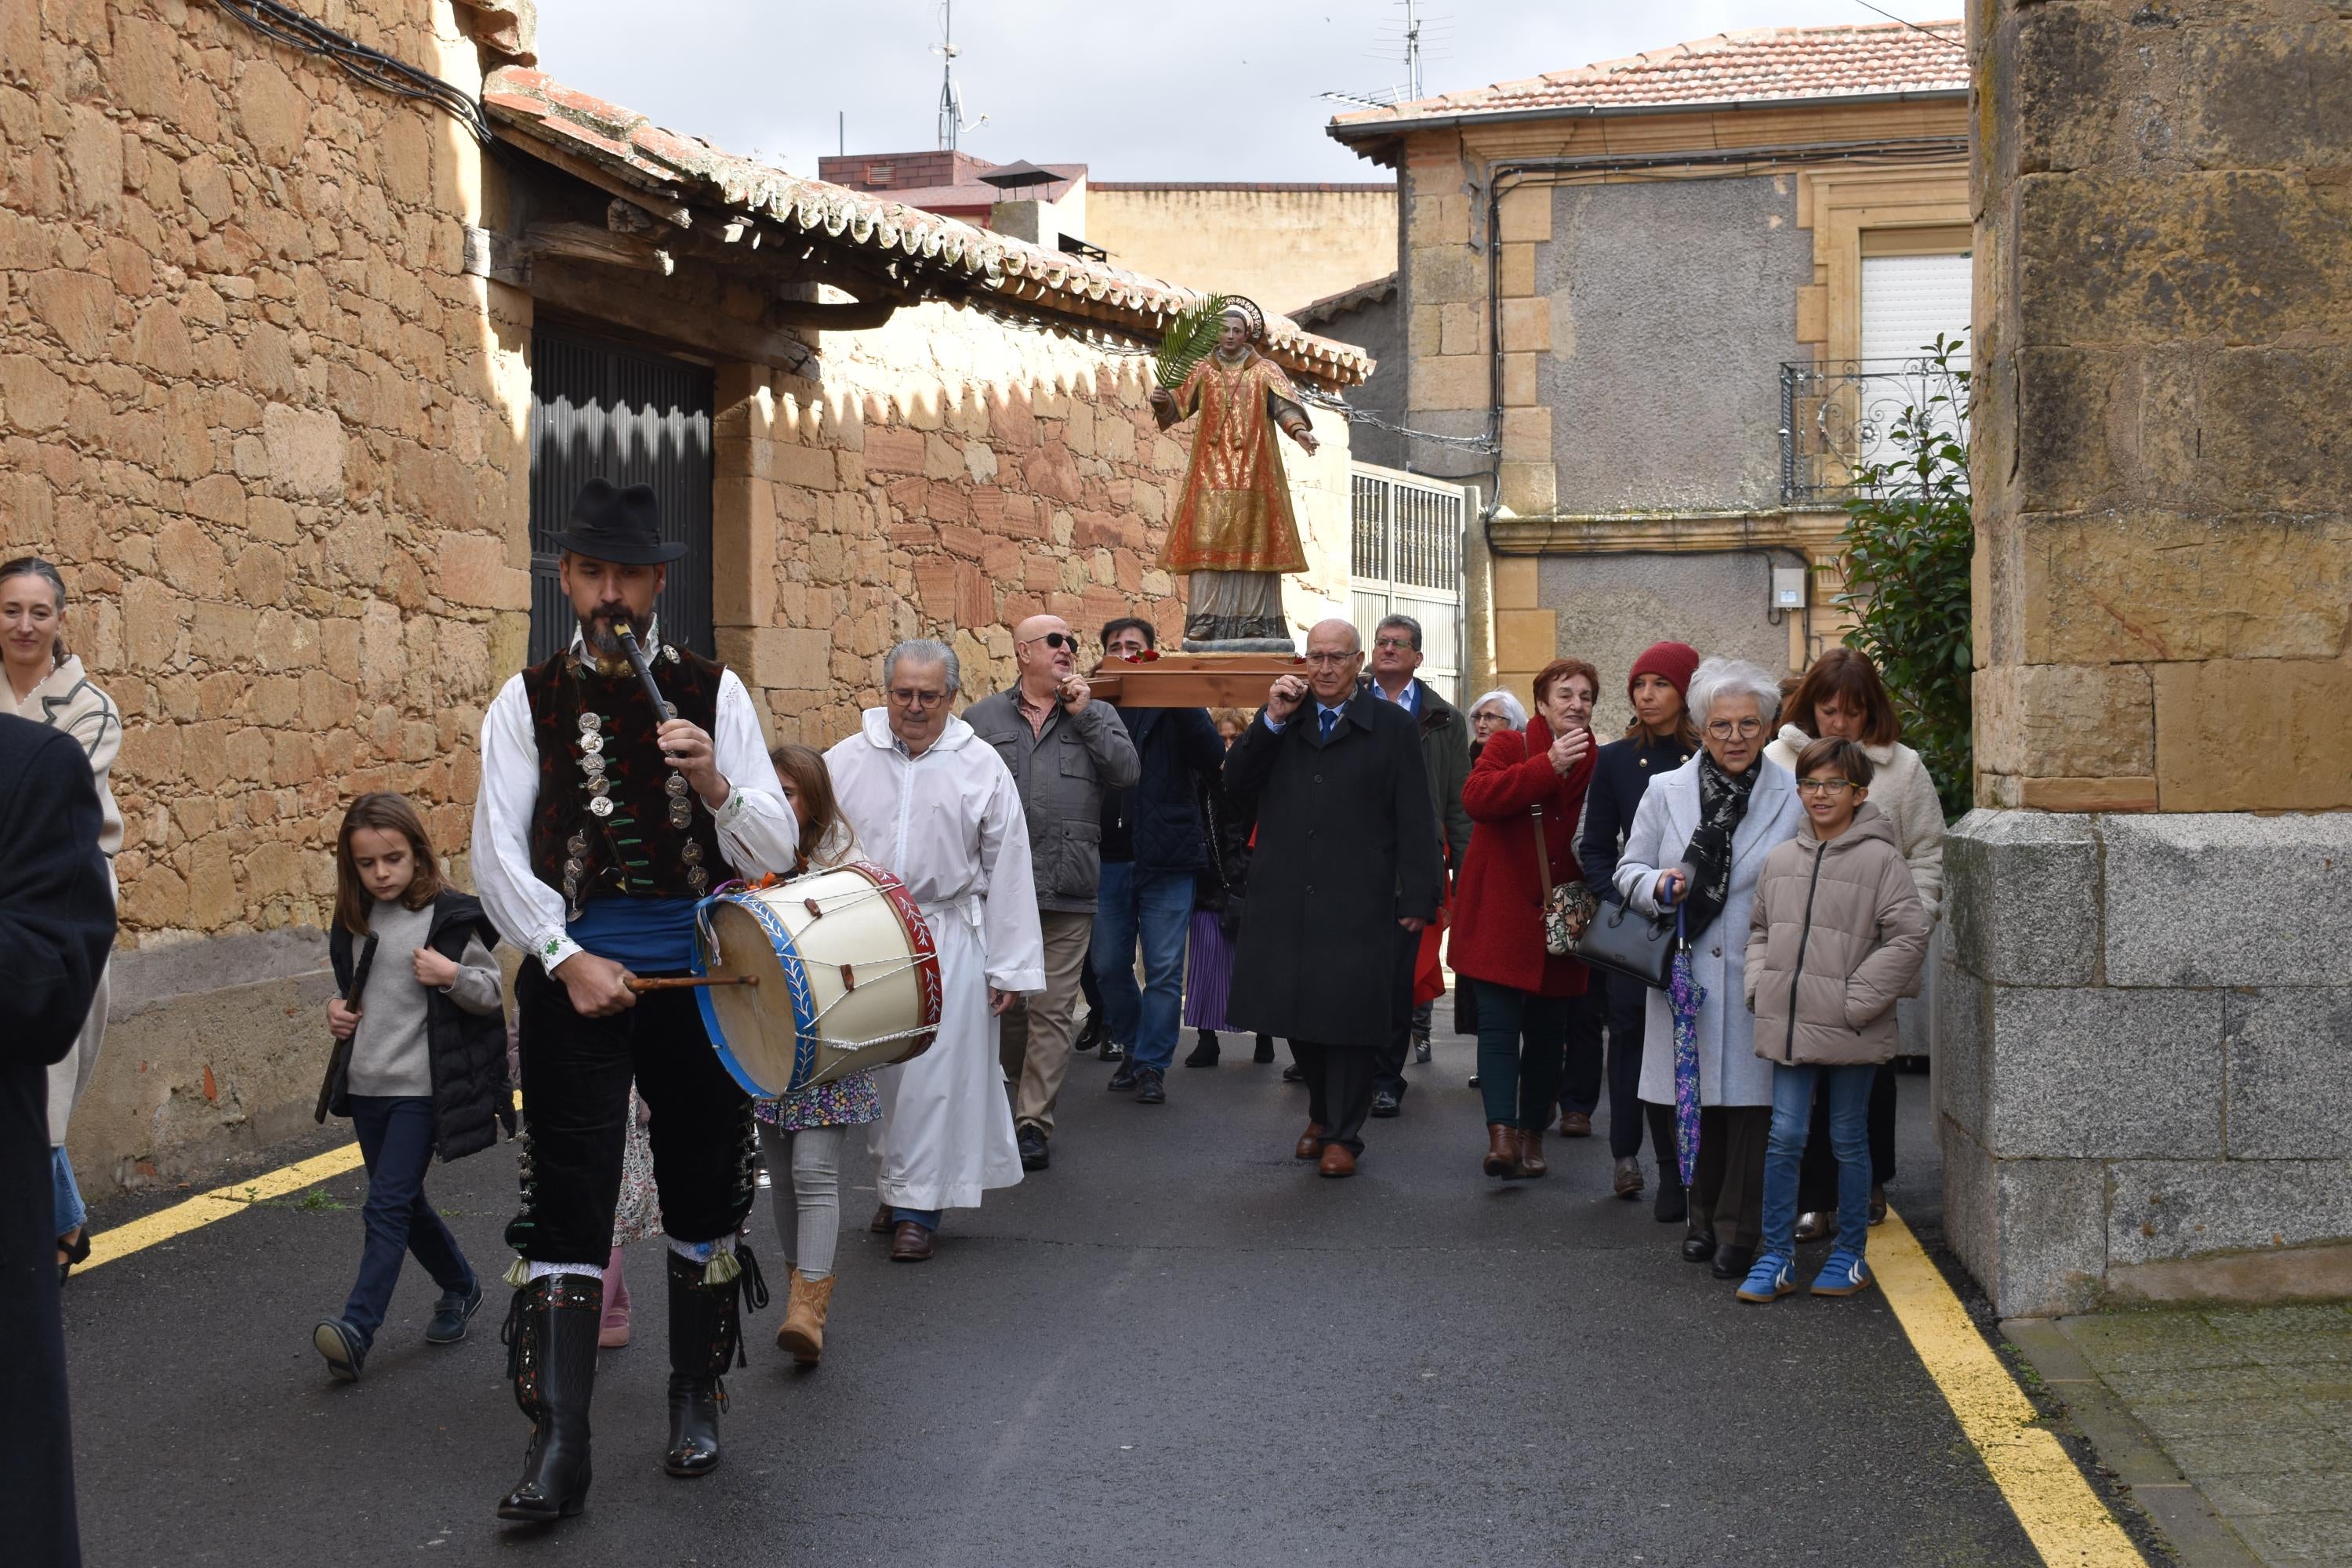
[1025,632,1079,652]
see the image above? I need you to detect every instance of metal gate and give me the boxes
[528,323,715,665]
[1349,463,1468,702]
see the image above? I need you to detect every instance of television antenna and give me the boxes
[935,0,989,150]
[1319,1,1451,111]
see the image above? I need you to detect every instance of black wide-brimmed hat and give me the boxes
[548,478,687,564]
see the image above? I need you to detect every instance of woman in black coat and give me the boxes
[1578,641,1699,1217]
[0,713,116,1566]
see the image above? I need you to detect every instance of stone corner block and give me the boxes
[1987,986,2223,1160]
[2102,813,2352,989]
[1944,1130,2108,1318]
[1944,808,2100,987]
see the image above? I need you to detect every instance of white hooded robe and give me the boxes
[826,709,1044,1211]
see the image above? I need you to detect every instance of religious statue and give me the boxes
[1148,297,1320,652]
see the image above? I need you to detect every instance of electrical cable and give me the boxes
[202,0,495,147]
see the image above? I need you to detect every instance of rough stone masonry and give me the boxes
[1944,0,2352,1315]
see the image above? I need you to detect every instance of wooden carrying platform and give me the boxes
[1087,652,1304,708]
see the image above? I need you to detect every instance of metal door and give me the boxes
[1349,463,1468,702]
[528,324,715,664]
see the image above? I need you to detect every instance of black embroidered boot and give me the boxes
[496,1272,602,1523]
[662,1244,768,1478]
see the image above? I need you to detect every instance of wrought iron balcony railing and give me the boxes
[1780,358,1971,506]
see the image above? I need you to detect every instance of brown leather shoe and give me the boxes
[1294,1122,1328,1160]
[869,1204,893,1235]
[1558,1110,1592,1138]
[1317,1142,1357,1178]
[1483,1123,1519,1178]
[1514,1127,1549,1178]
[889,1221,934,1261]
[1613,1155,1645,1199]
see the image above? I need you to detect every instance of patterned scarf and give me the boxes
[1679,751,1760,939]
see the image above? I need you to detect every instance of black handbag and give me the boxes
[1570,894,1678,989]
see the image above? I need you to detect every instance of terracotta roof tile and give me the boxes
[1332,20,1965,132]
[481,67,1370,387]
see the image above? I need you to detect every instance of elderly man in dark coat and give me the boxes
[1224,619,1442,1176]
[0,711,118,1566]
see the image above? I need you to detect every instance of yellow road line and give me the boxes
[1875,1207,2146,1566]
[81,1142,365,1274]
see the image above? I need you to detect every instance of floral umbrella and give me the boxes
[1666,898,1705,1190]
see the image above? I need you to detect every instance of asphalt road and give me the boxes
[64,1026,2043,1567]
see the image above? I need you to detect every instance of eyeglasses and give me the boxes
[1797,779,1860,797]
[1301,651,1361,666]
[887,687,949,710]
[1704,718,1765,740]
[1022,631,1078,652]
[1372,637,1415,652]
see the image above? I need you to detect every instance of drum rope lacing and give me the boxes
[699,883,944,1052]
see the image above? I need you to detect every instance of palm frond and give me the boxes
[1153,294,1230,389]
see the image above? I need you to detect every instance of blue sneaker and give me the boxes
[1735,1252,1795,1303]
[425,1276,483,1345]
[1811,1248,1873,1298]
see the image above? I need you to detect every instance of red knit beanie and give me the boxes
[1627,641,1700,702]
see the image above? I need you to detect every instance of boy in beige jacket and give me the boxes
[1735,738,1929,1302]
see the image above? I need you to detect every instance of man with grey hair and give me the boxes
[1360,612,1472,1109]
[824,639,1044,1261]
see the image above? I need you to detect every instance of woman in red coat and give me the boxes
[1450,658,1599,1179]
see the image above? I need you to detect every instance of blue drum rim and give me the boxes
[693,890,819,1098]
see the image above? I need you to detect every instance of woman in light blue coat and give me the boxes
[1613,658,1803,1283]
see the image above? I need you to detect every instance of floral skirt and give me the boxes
[612,1085,662,1245]
[753,1068,881,1133]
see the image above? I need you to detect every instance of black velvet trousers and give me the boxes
[510,964,757,1265]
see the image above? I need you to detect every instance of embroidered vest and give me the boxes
[522,644,733,914]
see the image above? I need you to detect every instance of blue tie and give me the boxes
[1318,708,1338,742]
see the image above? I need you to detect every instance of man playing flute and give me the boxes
[470,477,797,1523]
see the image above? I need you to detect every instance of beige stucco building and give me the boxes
[1086,183,1396,318]
[2,0,1363,1196]
[1329,23,1969,733]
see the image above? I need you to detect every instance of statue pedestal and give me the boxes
[1088,652,1303,709]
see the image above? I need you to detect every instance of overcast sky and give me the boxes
[530,1,1962,183]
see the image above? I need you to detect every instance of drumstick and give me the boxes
[623,975,760,993]
[614,623,673,720]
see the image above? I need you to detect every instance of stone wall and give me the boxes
[1085,183,1397,317]
[1948,0,2352,1315]
[719,300,1353,743]
[2,0,526,1191]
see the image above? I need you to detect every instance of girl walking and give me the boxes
[757,744,880,1365]
[314,793,514,1380]
[1736,739,1929,1303]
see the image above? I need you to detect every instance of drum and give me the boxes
[692,862,942,1098]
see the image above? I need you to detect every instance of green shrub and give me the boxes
[1838,334,1974,821]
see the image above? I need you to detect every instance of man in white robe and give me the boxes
[826,639,1043,1261]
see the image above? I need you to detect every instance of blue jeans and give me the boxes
[890,1207,942,1230]
[343,1095,474,1348]
[1092,862,1194,1074]
[1762,1063,1875,1259]
[53,1146,86,1237]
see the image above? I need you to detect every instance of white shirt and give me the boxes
[470,632,798,975]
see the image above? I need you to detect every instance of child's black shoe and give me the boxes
[426,1277,484,1345]
[314,1318,366,1382]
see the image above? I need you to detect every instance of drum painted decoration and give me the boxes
[692,862,943,1098]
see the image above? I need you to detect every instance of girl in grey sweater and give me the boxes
[313,793,509,1382]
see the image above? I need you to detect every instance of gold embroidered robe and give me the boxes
[1156,350,1310,575]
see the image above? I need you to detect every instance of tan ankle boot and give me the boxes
[1514,1127,1548,1178]
[776,1267,835,1365]
[1484,1123,1518,1178]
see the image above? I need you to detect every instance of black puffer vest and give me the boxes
[325,891,516,1163]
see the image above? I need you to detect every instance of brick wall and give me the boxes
[717,299,1354,744]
